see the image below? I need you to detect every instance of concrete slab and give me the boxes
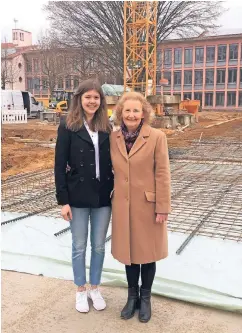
[2,270,242,333]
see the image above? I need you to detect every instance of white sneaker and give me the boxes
[76,290,89,313]
[88,288,106,311]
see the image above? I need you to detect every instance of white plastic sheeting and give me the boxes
[1,212,242,313]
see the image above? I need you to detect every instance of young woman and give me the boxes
[110,92,171,323]
[55,79,113,313]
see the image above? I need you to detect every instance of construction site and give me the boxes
[1,2,242,333]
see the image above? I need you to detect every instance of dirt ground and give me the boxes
[1,111,242,179]
[2,270,242,333]
[1,120,57,179]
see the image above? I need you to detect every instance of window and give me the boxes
[19,77,22,83]
[26,61,32,72]
[18,62,22,69]
[206,46,215,62]
[216,92,225,106]
[218,45,227,61]
[239,92,242,106]
[164,49,172,65]
[156,71,161,84]
[185,48,193,64]
[33,59,39,72]
[174,48,182,64]
[184,93,192,100]
[164,71,171,85]
[58,78,63,89]
[228,68,237,84]
[65,77,71,89]
[184,70,192,84]
[227,92,236,106]
[13,32,17,40]
[194,92,202,105]
[195,47,204,63]
[195,70,203,84]
[206,69,214,84]
[157,51,162,67]
[31,97,37,104]
[42,79,48,89]
[229,44,238,60]
[240,67,242,83]
[27,78,33,89]
[20,32,24,41]
[73,77,79,88]
[205,92,213,106]
[217,69,225,84]
[89,57,96,69]
[174,71,181,85]
[33,78,40,89]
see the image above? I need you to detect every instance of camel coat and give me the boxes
[110,124,171,265]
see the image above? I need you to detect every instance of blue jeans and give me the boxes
[70,206,111,286]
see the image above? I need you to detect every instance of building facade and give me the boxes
[158,33,242,110]
[2,29,118,98]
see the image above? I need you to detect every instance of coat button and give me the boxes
[80,149,84,152]
[80,163,84,167]
[80,177,84,182]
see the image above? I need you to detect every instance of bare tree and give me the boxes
[44,1,225,81]
[34,32,109,95]
[1,42,21,89]
[30,34,69,96]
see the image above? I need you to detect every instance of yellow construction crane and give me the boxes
[124,1,157,96]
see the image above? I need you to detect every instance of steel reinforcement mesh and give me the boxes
[2,141,242,243]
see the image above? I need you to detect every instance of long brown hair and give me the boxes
[66,79,111,133]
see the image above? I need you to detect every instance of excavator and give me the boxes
[49,89,73,112]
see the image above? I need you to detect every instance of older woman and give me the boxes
[110,92,171,323]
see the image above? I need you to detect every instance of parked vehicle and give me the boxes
[1,90,44,118]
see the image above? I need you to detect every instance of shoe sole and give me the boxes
[121,313,135,320]
[139,317,151,323]
[76,309,89,313]
[93,306,106,311]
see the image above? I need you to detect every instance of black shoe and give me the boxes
[121,286,140,320]
[139,288,151,323]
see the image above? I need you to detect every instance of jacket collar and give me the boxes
[76,125,109,147]
[116,123,151,159]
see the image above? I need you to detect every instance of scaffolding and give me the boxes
[124,1,157,96]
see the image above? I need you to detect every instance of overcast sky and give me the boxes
[1,0,242,43]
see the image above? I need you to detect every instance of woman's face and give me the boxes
[81,89,101,118]
[122,99,144,132]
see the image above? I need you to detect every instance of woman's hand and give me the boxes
[156,213,168,224]
[61,204,72,221]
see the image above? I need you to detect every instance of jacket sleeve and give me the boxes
[54,122,71,205]
[154,131,171,214]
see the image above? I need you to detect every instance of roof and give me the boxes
[1,43,17,49]
[3,45,38,59]
[101,84,131,96]
[12,28,32,34]
[160,31,242,45]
